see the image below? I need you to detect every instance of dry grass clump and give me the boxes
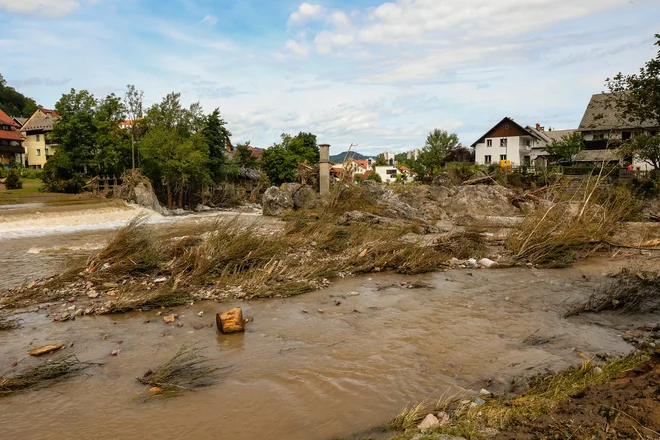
[0,314,20,330]
[87,215,168,275]
[137,344,225,399]
[387,402,428,431]
[435,231,487,260]
[507,181,636,267]
[567,268,660,316]
[0,354,92,397]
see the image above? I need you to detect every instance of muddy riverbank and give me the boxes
[0,263,652,440]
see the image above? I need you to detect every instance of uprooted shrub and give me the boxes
[507,182,637,267]
[137,343,226,400]
[0,354,93,397]
[567,268,660,316]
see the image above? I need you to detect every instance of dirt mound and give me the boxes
[495,354,660,439]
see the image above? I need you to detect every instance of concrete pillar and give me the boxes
[319,144,330,195]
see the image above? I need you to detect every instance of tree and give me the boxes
[124,85,144,170]
[366,171,382,183]
[606,34,660,128]
[41,150,86,193]
[94,93,129,175]
[373,153,388,166]
[545,132,584,161]
[418,129,460,176]
[261,132,319,185]
[4,168,22,190]
[140,93,211,208]
[0,74,39,117]
[203,108,232,182]
[445,145,475,163]
[261,144,298,185]
[235,141,258,168]
[621,134,660,169]
[50,89,98,172]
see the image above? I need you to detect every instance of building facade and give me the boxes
[0,109,25,166]
[20,108,60,169]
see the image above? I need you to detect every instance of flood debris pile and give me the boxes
[0,354,93,397]
[137,344,225,400]
[3,207,485,312]
[383,353,650,440]
[567,268,660,316]
[506,184,637,268]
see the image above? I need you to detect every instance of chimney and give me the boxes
[318,144,330,195]
[536,123,541,130]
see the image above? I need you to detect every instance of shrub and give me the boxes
[41,151,86,193]
[4,168,22,190]
[367,172,382,183]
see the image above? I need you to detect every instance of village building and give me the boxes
[0,109,25,166]
[374,165,402,183]
[472,117,576,168]
[577,93,660,170]
[20,108,60,169]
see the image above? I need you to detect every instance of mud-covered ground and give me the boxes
[494,354,660,439]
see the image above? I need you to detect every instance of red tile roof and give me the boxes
[40,108,60,118]
[0,129,25,142]
[0,109,16,126]
[248,146,263,160]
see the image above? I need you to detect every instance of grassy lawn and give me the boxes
[0,178,43,195]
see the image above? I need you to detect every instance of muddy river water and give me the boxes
[0,209,650,440]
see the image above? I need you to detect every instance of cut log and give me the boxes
[28,344,65,356]
[216,308,245,334]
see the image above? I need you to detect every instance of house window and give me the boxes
[500,138,507,147]
[36,149,41,156]
[622,131,631,141]
[500,155,507,161]
[36,134,40,142]
[484,155,492,164]
[486,139,492,147]
[504,124,510,130]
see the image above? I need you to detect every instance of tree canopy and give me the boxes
[606,34,660,127]
[261,132,319,185]
[0,74,39,117]
[417,129,461,177]
[545,132,584,161]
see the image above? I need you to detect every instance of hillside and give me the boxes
[0,74,39,118]
[330,151,370,163]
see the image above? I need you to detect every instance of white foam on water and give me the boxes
[0,206,177,241]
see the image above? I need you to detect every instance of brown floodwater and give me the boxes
[0,261,648,440]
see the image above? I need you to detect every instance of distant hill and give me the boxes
[0,74,39,118]
[330,151,370,163]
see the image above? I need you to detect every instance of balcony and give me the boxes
[519,143,532,152]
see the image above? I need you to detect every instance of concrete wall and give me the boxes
[374,165,400,183]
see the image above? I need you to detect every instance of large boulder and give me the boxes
[115,170,165,214]
[293,186,318,209]
[441,185,519,217]
[359,180,393,204]
[262,186,294,216]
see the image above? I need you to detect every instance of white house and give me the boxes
[374,165,401,183]
[472,117,574,167]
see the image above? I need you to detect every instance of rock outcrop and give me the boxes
[262,186,294,216]
[115,170,166,215]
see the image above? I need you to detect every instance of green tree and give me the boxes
[606,34,660,128]
[373,153,388,166]
[50,89,98,172]
[621,134,660,169]
[0,74,39,117]
[203,108,232,182]
[418,129,460,177]
[366,171,382,183]
[140,93,210,208]
[261,144,298,185]
[545,132,584,161]
[124,85,144,170]
[261,132,319,185]
[235,141,258,168]
[94,93,129,175]
[41,150,85,193]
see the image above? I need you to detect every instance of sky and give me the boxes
[0,0,659,156]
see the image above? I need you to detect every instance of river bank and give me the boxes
[0,262,652,440]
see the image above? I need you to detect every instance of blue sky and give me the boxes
[1,0,659,155]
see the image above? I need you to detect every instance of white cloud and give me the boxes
[0,0,80,17]
[288,3,323,26]
[201,14,217,26]
[284,39,310,58]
